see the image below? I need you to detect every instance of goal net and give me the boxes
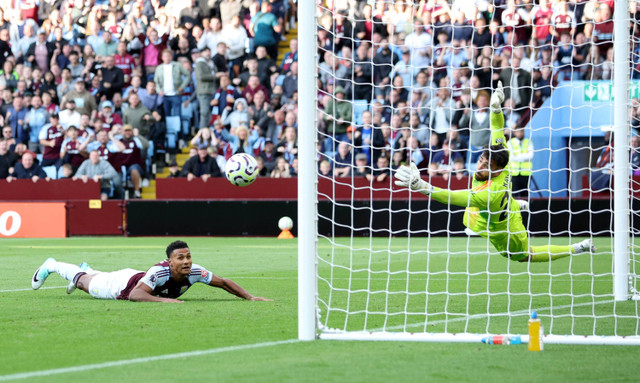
[298,1,640,345]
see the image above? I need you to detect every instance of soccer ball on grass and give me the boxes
[225,153,258,187]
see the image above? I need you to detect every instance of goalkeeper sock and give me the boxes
[52,261,83,282]
[529,245,574,262]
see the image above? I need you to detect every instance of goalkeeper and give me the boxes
[394,81,595,262]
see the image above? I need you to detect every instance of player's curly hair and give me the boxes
[166,240,189,258]
[483,145,510,170]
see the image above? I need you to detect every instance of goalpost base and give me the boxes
[319,332,640,346]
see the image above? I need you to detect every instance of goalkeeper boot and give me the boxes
[573,239,597,254]
[32,258,56,290]
[66,262,92,294]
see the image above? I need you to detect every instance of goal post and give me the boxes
[298,0,640,344]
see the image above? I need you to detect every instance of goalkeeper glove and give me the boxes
[394,162,433,195]
[490,80,504,114]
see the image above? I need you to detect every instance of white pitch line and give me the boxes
[0,339,299,382]
[0,286,66,293]
[372,300,615,332]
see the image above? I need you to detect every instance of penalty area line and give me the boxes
[0,286,66,293]
[0,339,300,382]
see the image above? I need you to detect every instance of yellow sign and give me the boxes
[89,200,102,209]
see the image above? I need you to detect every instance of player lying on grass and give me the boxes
[394,81,595,262]
[31,240,271,302]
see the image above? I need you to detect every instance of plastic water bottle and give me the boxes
[528,311,544,351]
[481,335,522,345]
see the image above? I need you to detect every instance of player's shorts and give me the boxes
[489,220,530,261]
[88,268,141,300]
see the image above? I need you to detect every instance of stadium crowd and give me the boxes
[0,0,636,198]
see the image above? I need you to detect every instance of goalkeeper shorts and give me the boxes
[488,222,530,261]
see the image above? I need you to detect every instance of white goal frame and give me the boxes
[297,0,638,345]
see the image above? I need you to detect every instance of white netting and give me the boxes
[310,0,640,343]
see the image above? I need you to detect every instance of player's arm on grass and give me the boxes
[209,275,272,301]
[129,282,183,303]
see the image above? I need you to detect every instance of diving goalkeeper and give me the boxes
[394,81,595,262]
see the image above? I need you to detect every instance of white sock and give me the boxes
[52,261,83,282]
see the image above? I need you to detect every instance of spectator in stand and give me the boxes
[275,125,298,164]
[26,30,55,72]
[118,124,145,198]
[59,99,82,130]
[242,75,270,104]
[123,75,144,102]
[115,42,135,85]
[57,68,74,101]
[332,141,353,177]
[318,159,332,177]
[270,156,291,178]
[60,125,90,173]
[218,124,260,156]
[499,56,532,114]
[99,55,125,101]
[166,159,181,178]
[531,0,553,46]
[365,154,390,183]
[155,49,191,118]
[7,95,29,145]
[194,49,217,129]
[222,15,249,78]
[211,73,239,123]
[181,144,222,181]
[97,101,123,134]
[122,93,151,140]
[38,113,65,167]
[507,126,534,198]
[8,152,49,182]
[198,17,224,53]
[74,149,121,201]
[0,138,18,179]
[282,61,298,103]
[259,138,277,173]
[353,153,369,177]
[221,98,250,130]
[265,109,286,145]
[14,22,37,61]
[61,80,98,119]
[426,84,455,144]
[138,80,164,112]
[140,27,170,78]
[252,1,282,60]
[248,90,273,131]
[2,126,16,151]
[87,129,125,177]
[460,90,491,165]
[190,127,218,149]
[280,38,298,74]
[25,94,49,152]
[237,55,270,89]
[323,86,352,152]
[429,140,463,180]
[96,30,118,60]
[550,0,576,42]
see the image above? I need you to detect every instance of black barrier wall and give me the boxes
[126,199,619,237]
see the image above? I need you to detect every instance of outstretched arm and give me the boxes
[129,282,183,303]
[490,81,506,148]
[209,275,272,301]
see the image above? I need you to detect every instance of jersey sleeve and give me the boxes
[430,186,489,209]
[490,110,506,148]
[139,265,167,290]
[189,264,214,285]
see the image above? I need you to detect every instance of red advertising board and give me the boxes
[0,203,67,238]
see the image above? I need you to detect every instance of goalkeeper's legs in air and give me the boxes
[527,239,596,263]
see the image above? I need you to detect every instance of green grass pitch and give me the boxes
[1,236,639,382]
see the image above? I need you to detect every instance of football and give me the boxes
[278,216,294,231]
[224,153,258,187]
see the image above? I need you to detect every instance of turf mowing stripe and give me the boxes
[0,286,66,293]
[0,339,300,381]
[373,299,615,332]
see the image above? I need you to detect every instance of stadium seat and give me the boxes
[165,116,181,151]
[352,100,370,126]
[42,166,57,180]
